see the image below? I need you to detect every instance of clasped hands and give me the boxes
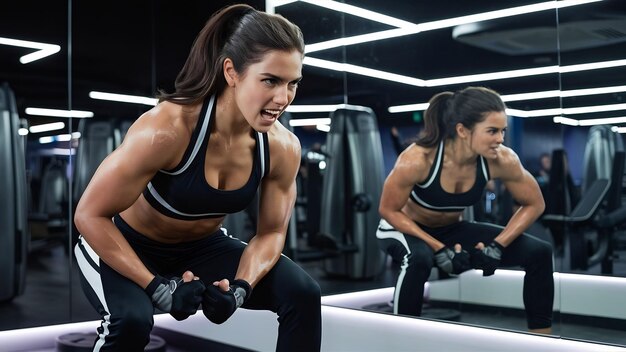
[145,271,251,323]
[434,241,504,277]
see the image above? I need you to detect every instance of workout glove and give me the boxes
[472,241,504,277]
[434,247,472,275]
[145,275,206,321]
[202,279,252,324]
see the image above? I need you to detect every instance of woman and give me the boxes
[74,4,321,351]
[377,86,553,333]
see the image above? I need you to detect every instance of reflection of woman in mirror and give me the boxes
[73,4,321,351]
[377,86,553,334]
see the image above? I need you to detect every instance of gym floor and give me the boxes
[1,243,625,351]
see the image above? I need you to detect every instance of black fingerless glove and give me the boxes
[434,247,472,275]
[471,241,504,277]
[202,279,252,325]
[145,275,206,321]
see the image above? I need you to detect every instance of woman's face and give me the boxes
[232,49,303,132]
[470,111,507,159]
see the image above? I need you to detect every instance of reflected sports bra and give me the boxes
[142,95,270,220]
[409,140,489,212]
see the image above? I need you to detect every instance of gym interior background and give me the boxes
[1,0,626,350]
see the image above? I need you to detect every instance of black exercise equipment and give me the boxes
[319,106,385,279]
[73,119,115,204]
[543,125,626,272]
[0,82,28,302]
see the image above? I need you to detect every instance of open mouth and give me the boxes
[261,109,281,120]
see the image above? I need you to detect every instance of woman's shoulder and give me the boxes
[392,143,435,183]
[488,145,524,179]
[132,101,201,140]
[400,143,435,166]
[267,120,301,154]
[121,101,202,165]
[265,120,301,173]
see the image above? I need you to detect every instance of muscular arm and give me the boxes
[490,148,545,247]
[234,130,301,287]
[379,146,445,251]
[74,105,185,289]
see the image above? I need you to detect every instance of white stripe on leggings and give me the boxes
[75,237,111,352]
[376,219,411,315]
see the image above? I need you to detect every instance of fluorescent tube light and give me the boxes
[389,84,626,114]
[29,122,65,133]
[299,0,416,28]
[38,132,81,144]
[509,103,626,118]
[289,118,332,126]
[38,136,54,144]
[89,91,158,106]
[611,126,626,133]
[0,37,61,64]
[554,116,626,127]
[553,116,580,126]
[266,0,297,14]
[305,55,625,90]
[25,108,94,118]
[316,124,331,132]
[388,103,431,114]
[286,104,342,113]
[425,66,559,87]
[18,128,29,136]
[578,116,626,126]
[303,57,426,87]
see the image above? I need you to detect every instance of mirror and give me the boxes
[0,0,72,330]
[277,0,622,347]
[273,0,564,334]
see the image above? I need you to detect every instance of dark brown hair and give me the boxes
[416,86,506,147]
[158,4,305,104]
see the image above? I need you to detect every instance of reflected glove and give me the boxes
[202,279,252,324]
[434,247,472,275]
[471,241,504,277]
[145,275,206,321]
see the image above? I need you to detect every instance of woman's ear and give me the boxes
[456,122,469,138]
[223,58,237,87]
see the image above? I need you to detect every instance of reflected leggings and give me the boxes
[75,215,322,351]
[376,219,553,329]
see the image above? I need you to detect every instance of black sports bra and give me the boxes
[409,140,489,212]
[142,95,270,220]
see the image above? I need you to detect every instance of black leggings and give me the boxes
[75,215,321,351]
[376,219,554,329]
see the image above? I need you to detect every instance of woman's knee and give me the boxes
[524,239,554,270]
[290,274,321,305]
[108,304,154,340]
[405,246,435,273]
[533,240,553,261]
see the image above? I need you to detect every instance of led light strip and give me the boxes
[306,56,625,90]
[25,107,94,118]
[89,91,158,106]
[288,117,332,126]
[0,37,61,64]
[299,0,416,28]
[390,84,626,113]
[29,121,65,133]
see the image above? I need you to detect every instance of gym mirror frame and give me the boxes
[1,0,625,349]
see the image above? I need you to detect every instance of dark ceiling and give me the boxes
[2,0,625,138]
